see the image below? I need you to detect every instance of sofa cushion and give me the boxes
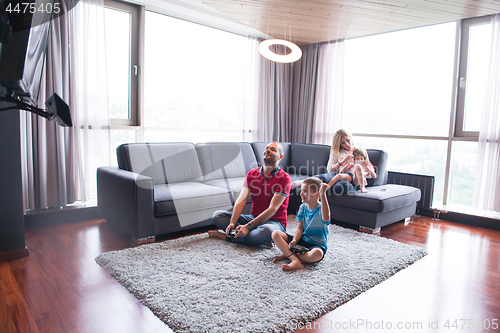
[252,142,291,169]
[289,142,330,176]
[203,177,249,202]
[117,143,203,185]
[328,184,420,213]
[154,182,233,217]
[196,142,258,182]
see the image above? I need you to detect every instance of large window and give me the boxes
[344,22,457,206]
[104,3,248,167]
[343,22,457,137]
[143,11,247,143]
[344,17,496,214]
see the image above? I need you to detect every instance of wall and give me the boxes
[0,108,28,260]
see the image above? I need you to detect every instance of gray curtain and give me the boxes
[21,0,110,210]
[289,43,320,143]
[21,1,75,209]
[254,41,293,142]
[247,37,344,144]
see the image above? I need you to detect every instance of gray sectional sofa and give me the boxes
[97,142,421,244]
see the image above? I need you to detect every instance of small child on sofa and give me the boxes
[326,148,377,193]
[271,177,330,271]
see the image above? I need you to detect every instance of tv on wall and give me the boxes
[0,0,72,127]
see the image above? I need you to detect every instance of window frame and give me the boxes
[454,15,492,138]
[104,0,140,127]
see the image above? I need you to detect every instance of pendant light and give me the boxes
[258,8,302,63]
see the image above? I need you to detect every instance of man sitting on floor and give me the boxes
[208,141,291,246]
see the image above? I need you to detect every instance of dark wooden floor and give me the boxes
[1,215,499,333]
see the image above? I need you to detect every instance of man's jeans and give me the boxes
[212,210,286,246]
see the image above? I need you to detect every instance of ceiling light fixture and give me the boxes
[259,8,302,63]
[258,39,302,63]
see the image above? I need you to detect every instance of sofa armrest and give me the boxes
[367,149,388,186]
[97,166,155,241]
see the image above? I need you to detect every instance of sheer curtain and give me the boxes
[72,0,111,202]
[243,37,261,142]
[245,37,345,144]
[473,14,500,212]
[21,0,110,210]
[312,40,344,145]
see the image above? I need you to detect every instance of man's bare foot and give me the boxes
[264,241,274,248]
[361,188,368,193]
[207,230,226,240]
[282,260,305,271]
[272,254,289,262]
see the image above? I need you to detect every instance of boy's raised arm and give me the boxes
[320,183,331,222]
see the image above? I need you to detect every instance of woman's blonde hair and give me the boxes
[330,129,355,160]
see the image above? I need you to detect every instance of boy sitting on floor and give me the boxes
[272,177,330,271]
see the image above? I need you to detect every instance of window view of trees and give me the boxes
[449,142,478,207]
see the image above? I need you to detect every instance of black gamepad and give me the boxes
[289,244,310,254]
[228,229,238,237]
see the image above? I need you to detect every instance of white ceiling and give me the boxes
[127,0,268,38]
[129,0,500,45]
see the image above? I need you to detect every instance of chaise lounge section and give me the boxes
[97,141,421,243]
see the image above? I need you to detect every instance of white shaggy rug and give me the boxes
[95,218,427,333]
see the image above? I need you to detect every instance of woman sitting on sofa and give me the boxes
[291,129,357,195]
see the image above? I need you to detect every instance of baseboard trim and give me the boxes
[25,206,98,227]
[419,210,500,231]
[0,247,29,262]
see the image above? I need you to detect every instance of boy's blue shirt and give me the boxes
[296,202,330,250]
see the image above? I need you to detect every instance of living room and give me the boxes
[1,0,500,332]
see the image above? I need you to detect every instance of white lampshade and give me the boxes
[258,39,302,63]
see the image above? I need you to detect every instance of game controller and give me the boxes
[289,244,310,254]
[228,229,238,237]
